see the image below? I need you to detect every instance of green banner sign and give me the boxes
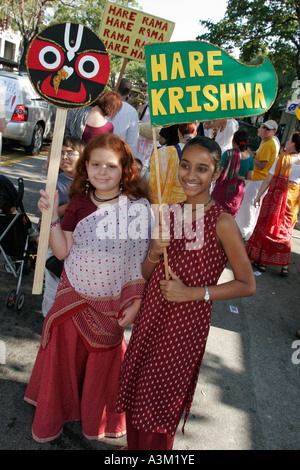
[145,41,278,127]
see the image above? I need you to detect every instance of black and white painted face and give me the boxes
[27,22,110,109]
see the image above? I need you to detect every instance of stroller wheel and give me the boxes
[14,292,25,312]
[5,289,16,309]
[23,258,32,275]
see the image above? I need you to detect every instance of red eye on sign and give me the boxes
[27,39,64,71]
[75,52,110,84]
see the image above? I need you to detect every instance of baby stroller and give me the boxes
[0,175,38,311]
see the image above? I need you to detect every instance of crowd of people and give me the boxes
[22,77,300,450]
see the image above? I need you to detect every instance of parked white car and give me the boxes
[0,71,52,155]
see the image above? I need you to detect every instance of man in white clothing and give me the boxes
[204,119,239,153]
[235,120,279,240]
[215,119,239,153]
[108,78,138,157]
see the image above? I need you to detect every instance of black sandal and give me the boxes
[253,262,267,272]
[280,267,289,277]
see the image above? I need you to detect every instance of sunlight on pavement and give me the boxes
[1,149,48,167]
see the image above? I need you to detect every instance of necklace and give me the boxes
[181,197,212,221]
[92,190,122,203]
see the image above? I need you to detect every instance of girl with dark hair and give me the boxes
[211,130,254,217]
[116,136,256,450]
[65,90,122,143]
[25,133,152,443]
[149,122,198,204]
[246,131,300,276]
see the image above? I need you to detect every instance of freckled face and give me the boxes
[85,148,122,197]
[178,145,219,201]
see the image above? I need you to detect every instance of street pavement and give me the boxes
[0,145,299,453]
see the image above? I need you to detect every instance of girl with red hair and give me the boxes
[25,133,152,443]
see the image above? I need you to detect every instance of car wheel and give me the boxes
[25,123,43,155]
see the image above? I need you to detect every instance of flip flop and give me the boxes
[280,267,289,277]
[253,262,267,272]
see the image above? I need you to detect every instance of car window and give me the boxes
[22,76,40,101]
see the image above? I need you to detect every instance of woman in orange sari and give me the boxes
[246,131,300,276]
[148,123,198,204]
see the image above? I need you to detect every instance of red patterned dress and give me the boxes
[24,195,150,443]
[116,203,228,446]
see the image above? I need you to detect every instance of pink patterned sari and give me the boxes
[212,148,245,217]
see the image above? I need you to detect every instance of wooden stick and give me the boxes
[114,58,128,92]
[152,127,169,280]
[32,108,67,294]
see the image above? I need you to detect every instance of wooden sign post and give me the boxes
[151,127,169,280]
[26,22,110,294]
[32,109,66,294]
[114,58,128,92]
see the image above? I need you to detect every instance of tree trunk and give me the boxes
[19,39,30,72]
[18,25,40,72]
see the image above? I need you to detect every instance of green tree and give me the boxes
[0,0,54,71]
[49,0,138,34]
[197,0,300,118]
[1,0,145,88]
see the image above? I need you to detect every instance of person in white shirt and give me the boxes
[108,78,138,157]
[204,119,239,154]
[215,119,239,153]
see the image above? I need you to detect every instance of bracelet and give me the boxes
[147,249,161,263]
[50,218,60,228]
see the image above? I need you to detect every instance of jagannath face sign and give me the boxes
[27,22,110,109]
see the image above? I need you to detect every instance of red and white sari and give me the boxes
[24,195,150,442]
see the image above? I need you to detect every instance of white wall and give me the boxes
[0,27,21,63]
